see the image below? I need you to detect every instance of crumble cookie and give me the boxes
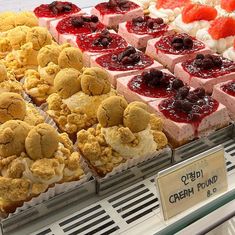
[47,67,117,140]
[0,121,85,215]
[77,97,168,177]
[0,92,44,125]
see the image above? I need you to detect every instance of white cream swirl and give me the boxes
[173,15,211,37]
[215,5,235,18]
[223,47,235,61]
[196,28,234,53]
[101,126,157,159]
[149,4,182,23]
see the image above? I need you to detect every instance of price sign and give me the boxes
[156,146,228,220]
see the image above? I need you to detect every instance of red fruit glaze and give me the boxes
[95,1,139,15]
[182,57,235,79]
[158,95,219,130]
[182,4,217,23]
[76,33,128,52]
[208,17,235,40]
[155,33,205,55]
[221,80,235,97]
[56,16,106,35]
[126,17,169,36]
[156,0,190,10]
[34,1,80,18]
[221,0,235,12]
[95,49,153,71]
[128,73,177,98]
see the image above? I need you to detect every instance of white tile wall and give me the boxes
[0,0,103,12]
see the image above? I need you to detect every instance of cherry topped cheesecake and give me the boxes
[118,16,171,49]
[146,32,212,72]
[91,0,143,28]
[50,15,106,44]
[90,46,163,86]
[34,1,84,29]
[174,53,235,93]
[149,87,230,147]
[213,80,235,120]
[117,68,185,103]
[71,29,128,66]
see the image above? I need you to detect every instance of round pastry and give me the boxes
[0,120,31,157]
[0,63,7,82]
[123,102,150,133]
[54,68,81,99]
[80,67,111,96]
[97,96,128,127]
[58,47,83,71]
[25,123,59,160]
[37,44,61,67]
[26,27,52,51]
[0,92,26,123]
[7,26,30,50]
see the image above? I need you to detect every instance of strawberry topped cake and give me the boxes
[173,3,217,37]
[118,16,170,49]
[34,1,84,29]
[197,17,235,54]
[117,68,186,103]
[71,29,128,66]
[149,87,230,147]
[90,46,163,86]
[174,53,235,93]
[91,0,143,28]
[146,32,212,72]
[149,0,190,23]
[50,15,106,44]
[223,39,235,62]
[213,80,235,121]
[216,0,235,19]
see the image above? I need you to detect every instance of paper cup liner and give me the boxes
[6,157,92,219]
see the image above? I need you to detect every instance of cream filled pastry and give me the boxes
[0,121,84,215]
[46,67,117,140]
[77,97,167,177]
[173,3,217,37]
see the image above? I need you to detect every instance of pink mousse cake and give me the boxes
[71,29,128,66]
[146,32,212,72]
[34,1,84,29]
[90,46,163,87]
[50,15,106,44]
[212,80,235,121]
[149,87,231,147]
[117,68,185,103]
[91,0,144,28]
[118,16,170,49]
[174,54,235,94]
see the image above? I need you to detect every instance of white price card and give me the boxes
[156,145,228,220]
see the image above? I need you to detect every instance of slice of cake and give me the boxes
[118,16,170,49]
[149,87,230,147]
[212,80,235,121]
[146,32,211,72]
[91,0,144,28]
[174,54,235,93]
[90,46,163,87]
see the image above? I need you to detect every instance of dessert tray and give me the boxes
[0,0,235,235]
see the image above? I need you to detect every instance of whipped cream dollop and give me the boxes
[215,6,235,18]
[173,15,211,37]
[131,0,155,9]
[191,0,220,6]
[149,4,181,23]
[196,28,234,53]
[101,126,157,159]
[223,47,235,61]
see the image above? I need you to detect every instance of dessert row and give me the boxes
[0,0,234,217]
